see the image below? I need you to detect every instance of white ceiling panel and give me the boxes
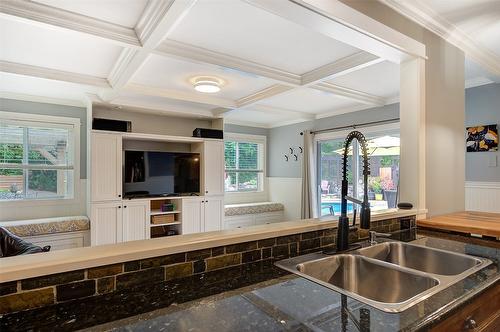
[258,88,361,114]
[115,91,216,113]
[328,61,400,98]
[224,109,295,127]
[131,54,278,100]
[0,72,99,103]
[33,0,149,28]
[0,17,123,77]
[169,0,360,75]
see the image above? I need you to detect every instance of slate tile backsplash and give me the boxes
[0,216,414,315]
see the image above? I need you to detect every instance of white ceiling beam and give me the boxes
[0,0,140,47]
[380,0,500,77]
[236,84,294,107]
[0,60,110,88]
[124,83,236,109]
[312,82,386,106]
[245,0,426,63]
[105,0,197,98]
[155,40,302,86]
[246,104,315,120]
[301,52,382,85]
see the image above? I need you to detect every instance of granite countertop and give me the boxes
[1,230,499,332]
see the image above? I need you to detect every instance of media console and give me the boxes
[89,130,224,246]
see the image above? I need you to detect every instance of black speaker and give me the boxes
[92,118,131,132]
[193,128,223,139]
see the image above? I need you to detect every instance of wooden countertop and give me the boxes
[418,211,500,237]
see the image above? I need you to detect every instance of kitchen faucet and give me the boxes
[336,131,371,252]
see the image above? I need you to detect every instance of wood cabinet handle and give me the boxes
[118,206,121,209]
[124,206,127,208]
[465,317,477,330]
[118,194,121,197]
[205,191,208,194]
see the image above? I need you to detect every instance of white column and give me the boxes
[399,57,426,213]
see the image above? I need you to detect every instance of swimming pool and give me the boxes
[321,202,353,216]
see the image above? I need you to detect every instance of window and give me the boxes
[0,112,79,201]
[316,124,400,217]
[224,134,265,192]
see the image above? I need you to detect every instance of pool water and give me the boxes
[321,202,353,216]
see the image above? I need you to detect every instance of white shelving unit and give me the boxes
[150,210,181,216]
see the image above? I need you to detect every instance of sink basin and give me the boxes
[355,242,482,276]
[297,254,438,304]
[276,241,492,313]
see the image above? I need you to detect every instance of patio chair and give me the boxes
[321,180,330,195]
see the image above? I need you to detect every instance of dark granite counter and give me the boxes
[2,229,499,331]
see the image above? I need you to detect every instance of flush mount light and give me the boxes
[189,76,225,93]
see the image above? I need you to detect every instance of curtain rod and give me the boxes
[303,118,400,135]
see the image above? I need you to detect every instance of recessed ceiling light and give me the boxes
[189,76,225,94]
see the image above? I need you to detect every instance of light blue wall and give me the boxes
[0,98,87,179]
[268,103,400,178]
[465,83,500,182]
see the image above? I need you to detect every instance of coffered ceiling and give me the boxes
[0,0,497,128]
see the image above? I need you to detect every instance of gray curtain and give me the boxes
[301,131,318,219]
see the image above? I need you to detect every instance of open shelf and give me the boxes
[150,210,181,216]
[150,221,182,227]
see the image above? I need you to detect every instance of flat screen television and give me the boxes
[123,151,200,197]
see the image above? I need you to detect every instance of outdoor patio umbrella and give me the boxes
[334,135,400,156]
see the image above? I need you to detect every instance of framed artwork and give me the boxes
[466,124,498,152]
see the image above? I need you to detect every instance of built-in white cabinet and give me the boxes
[91,132,122,202]
[91,201,123,245]
[203,141,224,196]
[182,197,203,234]
[182,196,224,234]
[122,200,150,242]
[204,196,224,232]
[91,200,149,246]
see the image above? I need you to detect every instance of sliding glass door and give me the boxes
[316,124,400,218]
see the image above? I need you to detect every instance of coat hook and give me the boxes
[298,147,303,153]
[289,147,293,154]
[284,155,289,162]
[294,154,298,161]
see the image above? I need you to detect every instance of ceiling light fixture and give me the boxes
[190,76,225,93]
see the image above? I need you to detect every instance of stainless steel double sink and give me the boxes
[276,241,491,312]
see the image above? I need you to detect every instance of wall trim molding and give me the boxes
[312,82,386,106]
[465,181,500,189]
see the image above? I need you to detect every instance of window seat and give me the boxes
[0,216,90,250]
[224,202,285,229]
[224,202,285,216]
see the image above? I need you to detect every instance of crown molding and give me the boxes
[465,77,495,89]
[301,52,382,85]
[156,40,302,86]
[0,60,110,88]
[312,82,386,106]
[314,103,375,119]
[246,104,315,120]
[236,85,294,107]
[106,98,214,119]
[379,0,500,77]
[0,0,140,47]
[223,118,271,129]
[107,48,141,88]
[135,0,175,45]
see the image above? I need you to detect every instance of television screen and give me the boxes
[124,151,200,197]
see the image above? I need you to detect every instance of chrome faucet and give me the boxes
[337,131,371,252]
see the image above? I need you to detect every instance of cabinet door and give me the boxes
[203,141,224,196]
[204,196,224,232]
[182,198,203,234]
[90,202,122,246]
[122,200,149,242]
[91,132,122,201]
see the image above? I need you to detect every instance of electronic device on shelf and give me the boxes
[92,118,131,132]
[193,128,223,139]
[124,151,200,197]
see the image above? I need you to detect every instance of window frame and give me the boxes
[224,132,266,194]
[314,122,400,218]
[0,110,80,206]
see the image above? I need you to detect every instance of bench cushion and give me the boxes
[225,202,284,217]
[0,216,90,237]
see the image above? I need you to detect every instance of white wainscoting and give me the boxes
[465,181,500,213]
[268,177,302,221]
